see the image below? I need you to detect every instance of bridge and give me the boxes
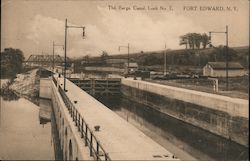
[23,54,71,70]
[40,73,180,160]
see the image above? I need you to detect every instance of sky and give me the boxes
[1,0,249,59]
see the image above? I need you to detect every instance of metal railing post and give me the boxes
[69,104,72,115]
[90,132,93,156]
[105,153,109,161]
[81,118,84,138]
[71,106,73,117]
[75,110,78,126]
[85,126,88,146]
[78,113,81,131]
[96,141,99,160]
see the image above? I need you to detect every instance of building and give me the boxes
[124,62,138,74]
[203,62,245,77]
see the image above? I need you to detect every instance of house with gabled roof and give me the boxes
[203,62,245,77]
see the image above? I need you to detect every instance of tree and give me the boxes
[179,35,188,49]
[213,45,237,61]
[83,55,90,63]
[101,50,108,56]
[187,33,201,49]
[143,54,163,66]
[180,33,197,49]
[193,33,202,49]
[1,48,25,78]
[100,51,109,62]
[201,33,210,49]
[179,33,210,49]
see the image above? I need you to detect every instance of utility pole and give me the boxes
[209,25,229,91]
[64,18,85,91]
[225,25,229,91]
[53,41,64,71]
[119,43,130,75]
[53,41,54,70]
[164,44,167,75]
[128,43,130,75]
[64,19,67,91]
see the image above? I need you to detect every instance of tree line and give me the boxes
[136,46,241,68]
[179,33,210,49]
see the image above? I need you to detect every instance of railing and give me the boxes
[54,76,111,161]
[52,75,57,86]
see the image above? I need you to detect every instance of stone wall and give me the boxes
[121,79,249,147]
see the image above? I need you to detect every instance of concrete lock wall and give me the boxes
[121,79,249,147]
[50,78,93,161]
[40,78,52,99]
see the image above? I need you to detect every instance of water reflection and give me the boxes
[97,95,249,161]
[0,97,55,160]
[39,99,51,125]
[0,87,20,101]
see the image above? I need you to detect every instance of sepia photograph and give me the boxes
[0,0,249,160]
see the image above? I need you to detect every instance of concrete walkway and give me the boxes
[122,78,248,118]
[57,77,180,160]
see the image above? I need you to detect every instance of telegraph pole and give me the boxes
[128,43,130,75]
[64,19,67,91]
[119,43,130,75]
[53,41,64,71]
[53,41,55,70]
[209,25,229,91]
[164,44,167,75]
[64,18,85,91]
[225,25,229,91]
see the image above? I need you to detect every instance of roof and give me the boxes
[207,62,244,70]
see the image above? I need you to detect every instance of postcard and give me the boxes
[1,0,249,160]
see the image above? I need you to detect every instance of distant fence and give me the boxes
[52,76,57,86]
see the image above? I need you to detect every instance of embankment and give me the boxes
[0,79,10,89]
[9,69,40,97]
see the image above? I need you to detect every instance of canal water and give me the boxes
[96,95,249,161]
[0,92,60,160]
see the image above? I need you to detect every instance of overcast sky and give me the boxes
[1,0,249,59]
